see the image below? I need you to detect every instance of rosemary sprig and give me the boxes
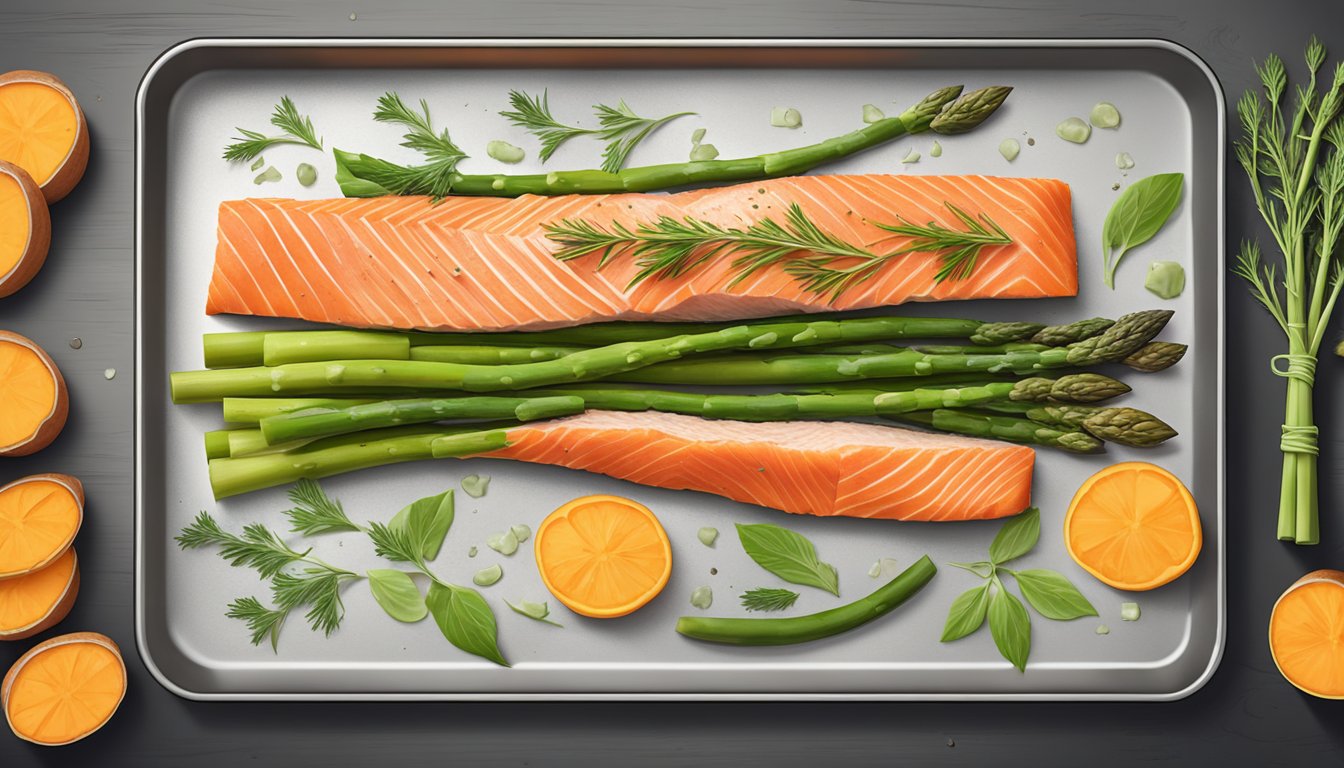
[361,92,467,200]
[740,587,801,612]
[222,96,323,162]
[545,201,1012,299]
[503,91,692,172]
[500,90,597,161]
[225,597,288,650]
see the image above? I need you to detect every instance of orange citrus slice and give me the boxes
[534,494,672,618]
[1270,570,1344,699]
[1064,461,1201,591]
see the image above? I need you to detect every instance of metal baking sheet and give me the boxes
[135,39,1224,700]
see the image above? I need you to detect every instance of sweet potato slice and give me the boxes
[0,474,83,580]
[0,330,68,455]
[0,160,49,298]
[0,70,89,203]
[0,548,77,640]
[3,632,125,746]
[1270,569,1344,699]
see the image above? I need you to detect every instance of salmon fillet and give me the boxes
[208,175,1077,331]
[485,411,1034,521]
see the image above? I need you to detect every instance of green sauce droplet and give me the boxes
[472,564,503,587]
[690,586,713,609]
[296,163,318,187]
[1144,261,1186,300]
[1089,101,1122,129]
[486,140,525,164]
[1055,117,1092,144]
[697,527,719,547]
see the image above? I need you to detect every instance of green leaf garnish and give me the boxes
[1101,173,1184,288]
[223,96,323,162]
[426,582,509,666]
[988,507,1040,565]
[735,522,839,596]
[367,569,428,623]
[739,587,800,612]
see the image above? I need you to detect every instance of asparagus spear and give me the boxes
[204,315,1024,369]
[890,409,1103,453]
[1030,317,1115,346]
[1121,341,1188,372]
[258,395,583,445]
[222,397,379,425]
[258,377,1129,446]
[334,85,1011,198]
[209,424,515,499]
[178,312,1167,402]
[978,403,1177,448]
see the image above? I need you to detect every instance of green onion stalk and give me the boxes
[1232,39,1344,544]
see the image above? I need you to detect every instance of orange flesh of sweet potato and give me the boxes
[0,71,89,204]
[3,632,125,745]
[0,548,77,640]
[0,160,50,297]
[0,331,68,455]
[1270,569,1344,699]
[0,474,83,580]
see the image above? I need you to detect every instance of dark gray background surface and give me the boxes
[0,0,1341,764]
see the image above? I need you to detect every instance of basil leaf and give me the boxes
[425,581,509,666]
[988,507,1040,565]
[988,585,1031,672]
[367,569,427,623]
[735,523,840,596]
[940,583,991,642]
[1101,172,1184,288]
[1013,569,1098,620]
[390,489,454,560]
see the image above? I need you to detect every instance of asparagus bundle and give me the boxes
[177,309,1184,497]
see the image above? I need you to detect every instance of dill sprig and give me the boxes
[225,597,288,651]
[1231,37,1344,544]
[178,510,359,650]
[740,587,800,612]
[593,100,695,173]
[500,90,597,161]
[285,478,361,535]
[544,201,1011,299]
[362,92,468,200]
[176,511,309,578]
[222,96,324,162]
[367,520,428,567]
[503,91,692,172]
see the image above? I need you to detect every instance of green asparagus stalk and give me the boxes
[1121,341,1188,372]
[891,409,1103,453]
[334,85,1010,198]
[978,402,1177,448]
[203,315,1029,369]
[258,379,1125,446]
[209,424,515,499]
[222,397,379,425]
[257,395,584,445]
[177,313,1169,403]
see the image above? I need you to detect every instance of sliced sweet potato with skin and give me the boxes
[3,632,125,746]
[0,473,83,580]
[0,70,90,204]
[0,160,50,298]
[0,548,78,640]
[1270,569,1344,699]
[0,330,68,455]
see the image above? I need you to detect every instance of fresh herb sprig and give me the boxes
[940,508,1096,672]
[223,96,324,162]
[736,523,840,596]
[1233,38,1344,545]
[503,91,694,172]
[176,511,360,650]
[351,92,468,200]
[178,482,508,665]
[740,587,801,612]
[545,201,1012,300]
[501,90,597,161]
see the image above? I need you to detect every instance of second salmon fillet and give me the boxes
[485,411,1035,521]
[208,174,1077,331]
